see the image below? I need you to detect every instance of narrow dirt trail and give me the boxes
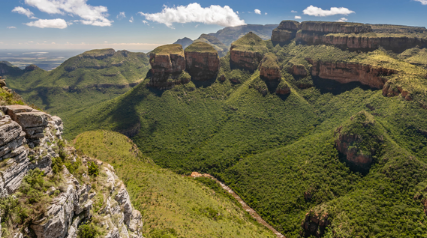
[191,172,285,238]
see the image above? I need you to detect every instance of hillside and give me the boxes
[5,20,427,237]
[209,24,279,46]
[1,49,150,139]
[74,130,275,238]
[173,37,194,49]
[194,34,229,57]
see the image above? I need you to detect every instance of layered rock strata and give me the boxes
[230,32,268,71]
[259,53,282,80]
[300,209,330,237]
[184,42,220,80]
[308,59,397,89]
[288,64,308,77]
[148,44,188,89]
[271,21,300,43]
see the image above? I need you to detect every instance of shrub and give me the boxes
[78,223,99,238]
[88,162,99,177]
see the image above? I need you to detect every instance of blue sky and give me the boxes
[1,0,427,51]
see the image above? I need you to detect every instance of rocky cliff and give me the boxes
[300,207,330,238]
[308,59,397,89]
[0,77,144,238]
[184,42,220,81]
[259,53,281,80]
[230,32,268,71]
[148,44,189,89]
[272,21,427,53]
[335,111,384,174]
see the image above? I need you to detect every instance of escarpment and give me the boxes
[230,32,268,71]
[272,21,427,53]
[184,41,220,80]
[259,53,281,80]
[335,111,384,174]
[308,59,397,89]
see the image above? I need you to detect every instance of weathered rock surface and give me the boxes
[300,209,330,238]
[300,22,372,34]
[288,64,307,77]
[184,42,220,80]
[276,84,291,95]
[382,82,413,101]
[308,59,397,89]
[271,21,300,43]
[259,53,281,80]
[230,32,268,72]
[148,44,187,89]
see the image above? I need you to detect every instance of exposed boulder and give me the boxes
[184,41,220,81]
[300,207,330,238]
[382,82,412,101]
[148,44,188,89]
[230,32,268,72]
[288,64,308,77]
[259,53,281,80]
[276,82,291,95]
[308,59,397,89]
[335,111,384,174]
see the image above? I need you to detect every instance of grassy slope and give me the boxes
[185,41,217,53]
[195,34,229,57]
[51,41,427,237]
[74,130,275,238]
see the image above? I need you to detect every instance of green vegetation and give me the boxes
[151,44,184,56]
[231,32,268,54]
[194,34,229,57]
[260,53,280,69]
[78,223,100,238]
[185,41,218,53]
[74,130,275,238]
[399,47,427,68]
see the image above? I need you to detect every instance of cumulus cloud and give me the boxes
[337,17,348,22]
[142,20,149,25]
[117,12,125,19]
[7,26,17,29]
[295,16,301,20]
[415,0,427,4]
[303,5,355,17]
[129,16,134,23]
[254,9,261,15]
[291,10,297,13]
[26,18,68,29]
[139,3,245,28]
[12,7,37,19]
[24,0,112,26]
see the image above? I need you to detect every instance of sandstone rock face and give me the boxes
[300,22,372,34]
[296,32,427,52]
[300,209,330,237]
[336,133,374,169]
[276,84,291,95]
[308,59,397,89]
[382,82,412,101]
[259,53,281,80]
[184,42,220,81]
[288,64,307,77]
[148,44,187,89]
[271,21,300,43]
[230,50,264,71]
[230,32,268,72]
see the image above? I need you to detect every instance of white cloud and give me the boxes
[295,16,302,19]
[254,9,261,15]
[265,12,267,15]
[26,18,68,29]
[337,17,348,22]
[129,16,134,23]
[7,26,17,29]
[195,24,199,28]
[12,6,36,19]
[291,10,297,13]
[415,0,427,4]
[142,20,149,26]
[117,12,125,19]
[139,3,245,28]
[303,5,355,17]
[24,0,113,26]
[236,11,239,14]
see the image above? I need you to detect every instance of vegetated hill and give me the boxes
[1,48,150,137]
[209,24,279,46]
[194,34,229,57]
[60,22,427,237]
[10,21,427,237]
[74,130,275,238]
[173,37,194,49]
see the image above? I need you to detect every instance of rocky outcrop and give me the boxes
[382,82,413,101]
[148,44,188,89]
[300,22,372,34]
[184,42,220,81]
[82,49,116,60]
[276,83,291,95]
[259,53,281,80]
[335,111,384,173]
[288,64,307,77]
[272,21,300,43]
[296,32,427,53]
[308,59,397,89]
[230,32,268,72]
[300,208,330,237]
